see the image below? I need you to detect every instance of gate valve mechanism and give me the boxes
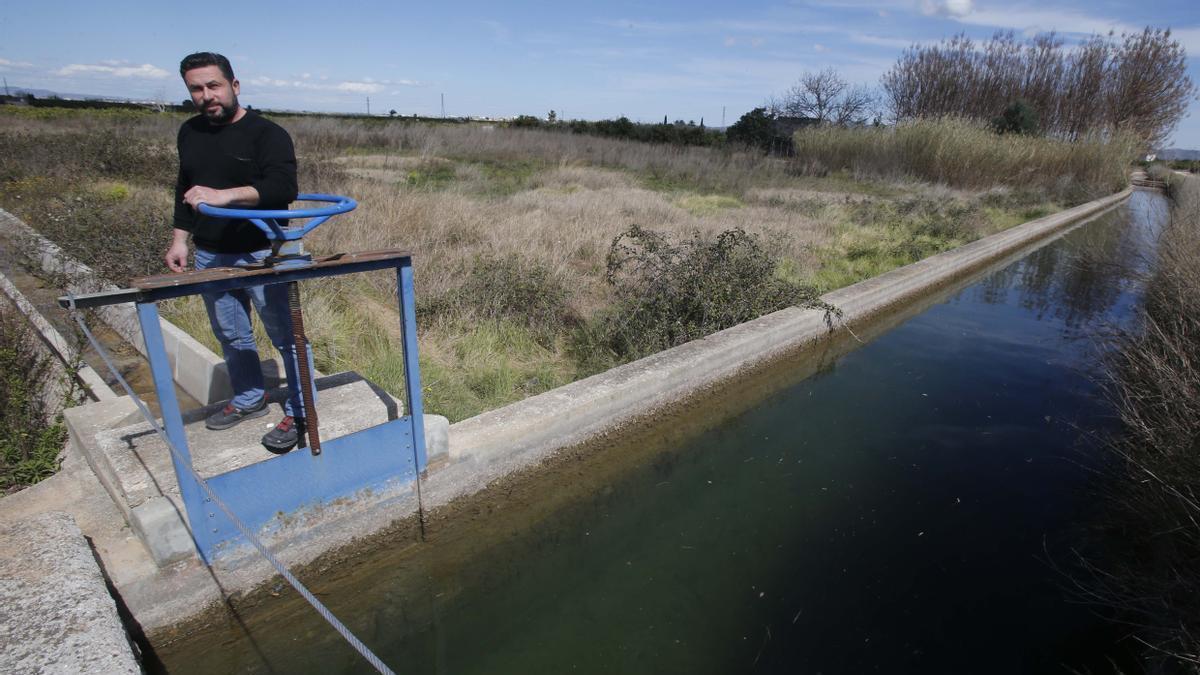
[198,194,357,454]
[198,193,358,270]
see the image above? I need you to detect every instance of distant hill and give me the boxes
[1157,148,1200,160]
[5,86,125,102]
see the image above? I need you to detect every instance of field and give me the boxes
[0,107,1129,421]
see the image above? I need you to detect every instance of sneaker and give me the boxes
[205,398,269,430]
[262,416,305,454]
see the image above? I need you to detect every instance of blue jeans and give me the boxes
[194,248,315,418]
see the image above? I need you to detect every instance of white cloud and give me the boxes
[920,0,973,18]
[850,32,918,49]
[336,81,384,94]
[939,5,1137,37]
[245,74,422,94]
[54,63,170,79]
[725,37,738,47]
[0,58,34,70]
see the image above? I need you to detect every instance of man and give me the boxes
[167,51,309,453]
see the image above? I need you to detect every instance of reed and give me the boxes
[791,117,1136,203]
[1095,175,1200,670]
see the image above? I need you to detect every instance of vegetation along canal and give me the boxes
[154,191,1168,674]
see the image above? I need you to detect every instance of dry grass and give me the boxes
[1,107,1089,421]
[1092,175,1200,670]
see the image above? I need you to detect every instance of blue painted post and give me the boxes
[397,261,427,472]
[135,301,216,562]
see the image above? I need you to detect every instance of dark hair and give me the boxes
[179,52,235,81]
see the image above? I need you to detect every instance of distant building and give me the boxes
[772,116,820,137]
[768,116,819,156]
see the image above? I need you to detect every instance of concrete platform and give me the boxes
[68,372,448,568]
[0,512,140,674]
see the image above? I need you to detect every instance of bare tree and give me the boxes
[1107,28,1197,147]
[1059,35,1112,141]
[770,68,876,126]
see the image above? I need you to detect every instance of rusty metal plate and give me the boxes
[131,250,412,291]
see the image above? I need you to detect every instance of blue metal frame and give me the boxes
[133,255,425,563]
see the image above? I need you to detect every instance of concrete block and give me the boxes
[424,414,450,460]
[174,335,224,405]
[0,512,140,674]
[64,396,143,523]
[161,321,181,372]
[77,372,414,567]
[130,497,196,567]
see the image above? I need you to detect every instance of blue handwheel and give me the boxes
[198,193,357,241]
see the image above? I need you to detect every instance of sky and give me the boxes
[1,0,1198,148]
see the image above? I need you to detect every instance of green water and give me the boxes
[154,192,1167,674]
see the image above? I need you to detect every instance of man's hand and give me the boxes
[183,185,232,210]
[182,185,260,210]
[165,229,190,273]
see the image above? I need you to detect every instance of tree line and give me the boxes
[882,28,1195,146]
[728,27,1194,153]
[510,114,725,148]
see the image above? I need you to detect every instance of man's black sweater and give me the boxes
[174,110,298,253]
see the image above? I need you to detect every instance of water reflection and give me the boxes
[967,192,1165,338]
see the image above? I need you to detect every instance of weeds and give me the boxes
[0,176,170,283]
[0,304,69,492]
[422,253,576,344]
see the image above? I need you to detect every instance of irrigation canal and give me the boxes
[154,191,1167,674]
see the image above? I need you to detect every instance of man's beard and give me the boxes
[203,98,239,123]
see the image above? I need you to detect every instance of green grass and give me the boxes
[800,190,1050,292]
[405,163,457,190]
[471,158,542,195]
[419,320,574,422]
[805,227,967,291]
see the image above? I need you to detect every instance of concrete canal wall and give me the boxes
[0,188,1131,658]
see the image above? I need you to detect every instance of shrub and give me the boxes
[573,226,831,372]
[726,107,776,152]
[991,99,1039,136]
